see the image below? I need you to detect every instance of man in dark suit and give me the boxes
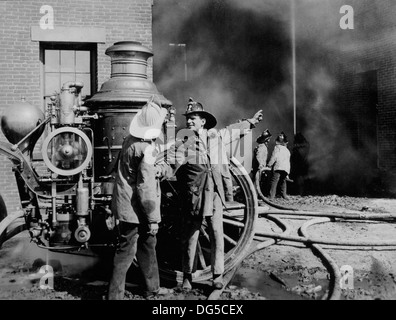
[166,97,263,290]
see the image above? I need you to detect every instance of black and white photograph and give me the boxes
[0,0,395,306]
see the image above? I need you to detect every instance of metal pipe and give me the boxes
[77,175,89,216]
[0,141,24,163]
[11,117,50,151]
[51,181,57,225]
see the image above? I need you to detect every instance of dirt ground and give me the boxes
[0,195,395,301]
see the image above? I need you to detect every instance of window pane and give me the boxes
[76,73,91,97]
[45,50,59,72]
[60,73,76,87]
[45,73,60,96]
[76,51,90,73]
[60,50,75,73]
[42,45,96,109]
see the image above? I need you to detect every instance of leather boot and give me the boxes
[213,274,223,290]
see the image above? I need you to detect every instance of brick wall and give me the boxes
[0,0,153,214]
[336,0,396,174]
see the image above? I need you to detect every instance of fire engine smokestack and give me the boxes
[83,41,172,188]
[85,41,171,107]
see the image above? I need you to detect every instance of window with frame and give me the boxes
[40,43,97,107]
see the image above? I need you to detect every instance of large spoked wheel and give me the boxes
[156,156,258,284]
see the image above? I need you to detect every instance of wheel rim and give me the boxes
[0,194,6,222]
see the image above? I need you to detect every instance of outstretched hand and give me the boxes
[249,109,263,126]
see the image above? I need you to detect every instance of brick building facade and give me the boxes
[334,0,396,193]
[0,0,154,213]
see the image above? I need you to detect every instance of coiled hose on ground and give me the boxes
[214,173,396,301]
[207,214,291,300]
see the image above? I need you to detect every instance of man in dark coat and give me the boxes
[165,98,263,290]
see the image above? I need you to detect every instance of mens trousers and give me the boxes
[269,170,288,199]
[108,221,159,300]
[182,192,224,277]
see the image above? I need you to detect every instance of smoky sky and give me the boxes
[152,0,395,195]
[153,0,294,128]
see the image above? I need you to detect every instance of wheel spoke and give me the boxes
[223,209,245,217]
[224,201,245,217]
[223,217,245,228]
[224,233,237,246]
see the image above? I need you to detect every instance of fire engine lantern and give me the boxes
[84,41,172,193]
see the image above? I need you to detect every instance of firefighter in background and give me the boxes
[164,98,263,290]
[266,132,291,200]
[251,129,272,197]
[108,98,173,300]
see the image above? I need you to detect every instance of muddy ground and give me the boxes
[0,195,395,301]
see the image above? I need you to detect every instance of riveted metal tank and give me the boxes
[84,41,172,190]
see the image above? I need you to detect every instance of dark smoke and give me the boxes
[153,0,292,130]
[153,0,395,196]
